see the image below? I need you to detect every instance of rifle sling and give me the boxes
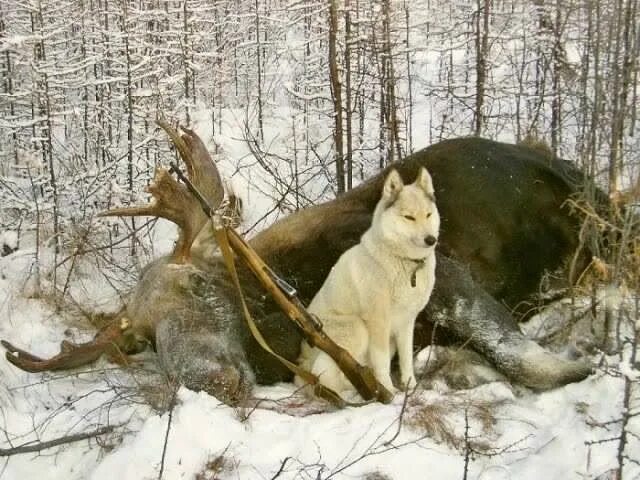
[213,225,349,408]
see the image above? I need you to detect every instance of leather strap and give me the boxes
[212,223,349,408]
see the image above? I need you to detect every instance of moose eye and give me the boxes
[403,215,416,221]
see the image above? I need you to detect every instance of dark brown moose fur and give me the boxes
[148,137,594,402]
[4,137,594,404]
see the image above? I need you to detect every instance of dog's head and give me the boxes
[374,167,440,259]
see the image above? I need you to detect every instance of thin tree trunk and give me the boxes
[608,0,625,194]
[609,0,637,194]
[304,3,311,167]
[183,0,191,124]
[254,0,264,143]
[404,0,413,153]
[35,0,59,260]
[589,0,602,179]
[328,0,345,193]
[382,0,402,163]
[212,3,220,139]
[344,0,353,190]
[121,1,136,256]
[550,0,562,154]
[92,0,104,167]
[474,0,490,136]
[375,25,386,169]
[103,0,113,165]
[0,4,18,166]
[577,0,592,168]
[79,0,90,166]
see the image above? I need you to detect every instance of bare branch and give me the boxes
[0,425,117,457]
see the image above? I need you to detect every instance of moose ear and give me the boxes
[415,167,435,196]
[382,169,403,202]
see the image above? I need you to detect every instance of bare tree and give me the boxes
[253,0,264,143]
[608,0,638,195]
[474,0,490,136]
[328,0,345,193]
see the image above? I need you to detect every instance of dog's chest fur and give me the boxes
[369,249,436,328]
[387,256,435,309]
[310,241,435,328]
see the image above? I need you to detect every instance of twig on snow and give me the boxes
[0,425,116,457]
[157,384,178,480]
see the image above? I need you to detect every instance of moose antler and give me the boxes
[2,318,145,372]
[2,123,223,375]
[99,120,224,264]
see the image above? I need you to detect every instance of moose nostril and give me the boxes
[425,235,437,246]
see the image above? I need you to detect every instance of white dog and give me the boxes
[297,167,440,397]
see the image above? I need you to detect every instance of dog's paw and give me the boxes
[401,375,417,390]
[380,379,398,395]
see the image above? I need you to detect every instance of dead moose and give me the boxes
[2,124,594,405]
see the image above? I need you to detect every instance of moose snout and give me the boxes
[424,235,437,247]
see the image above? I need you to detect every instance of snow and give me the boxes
[0,232,18,252]
[0,246,638,480]
[619,362,639,381]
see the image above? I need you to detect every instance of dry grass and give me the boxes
[405,398,461,448]
[362,472,392,480]
[194,448,236,480]
[518,133,554,160]
[568,194,639,293]
[405,395,502,453]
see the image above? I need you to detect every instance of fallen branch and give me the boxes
[270,456,291,480]
[0,425,116,457]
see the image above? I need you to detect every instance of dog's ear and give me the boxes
[415,167,435,197]
[382,169,403,202]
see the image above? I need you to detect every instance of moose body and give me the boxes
[3,131,593,405]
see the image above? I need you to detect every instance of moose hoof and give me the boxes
[514,342,593,390]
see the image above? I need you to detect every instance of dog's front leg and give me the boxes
[395,319,417,390]
[367,321,397,394]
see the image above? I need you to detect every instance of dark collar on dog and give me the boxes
[406,257,427,287]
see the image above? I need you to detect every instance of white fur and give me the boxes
[296,168,440,397]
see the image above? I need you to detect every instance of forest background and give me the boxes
[1,0,638,272]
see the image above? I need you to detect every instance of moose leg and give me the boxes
[424,254,593,390]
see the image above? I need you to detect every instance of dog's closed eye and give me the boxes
[403,215,416,221]
[426,213,432,219]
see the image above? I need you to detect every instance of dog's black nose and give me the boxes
[424,235,437,247]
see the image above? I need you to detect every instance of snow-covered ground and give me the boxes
[0,243,638,480]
